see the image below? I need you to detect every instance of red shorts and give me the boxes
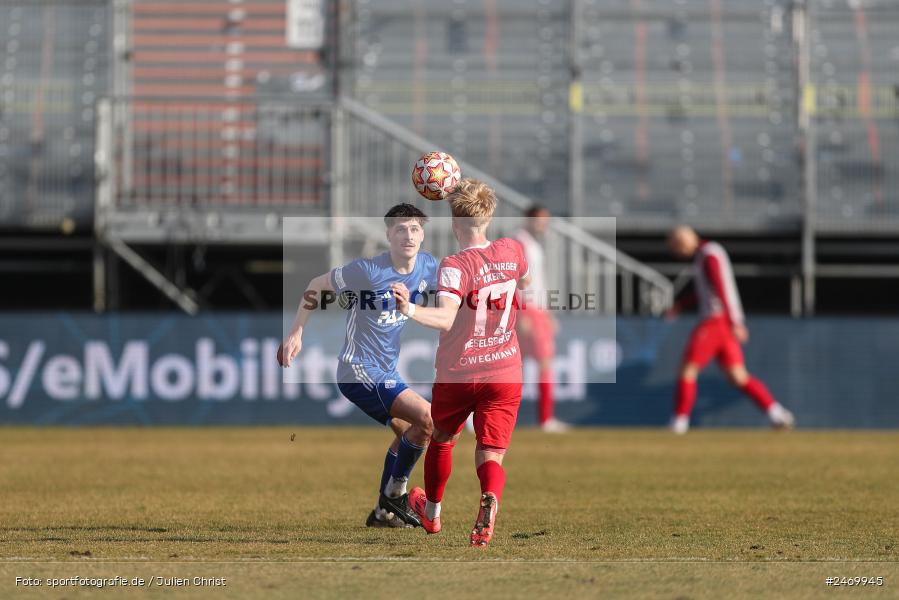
[683,316,744,368]
[431,378,523,449]
[516,306,555,360]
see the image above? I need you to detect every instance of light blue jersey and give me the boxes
[330,251,438,425]
[331,251,438,374]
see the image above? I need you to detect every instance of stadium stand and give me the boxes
[4,0,894,233]
[1,0,897,313]
[350,0,899,234]
[123,0,328,208]
[812,0,899,231]
[577,0,800,230]
[349,0,572,213]
[351,0,803,230]
[0,0,109,228]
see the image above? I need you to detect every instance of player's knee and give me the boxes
[538,357,553,371]
[679,363,699,381]
[475,445,506,467]
[727,366,749,387]
[418,413,434,438]
[405,417,432,447]
[431,427,458,445]
[389,418,410,439]
[407,400,433,437]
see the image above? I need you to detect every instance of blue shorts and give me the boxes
[336,363,409,426]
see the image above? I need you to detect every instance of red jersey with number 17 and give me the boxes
[435,238,529,383]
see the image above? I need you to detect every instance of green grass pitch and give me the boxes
[1,427,897,598]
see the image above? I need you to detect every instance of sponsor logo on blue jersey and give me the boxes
[331,252,438,372]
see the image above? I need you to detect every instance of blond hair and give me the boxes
[447,178,497,227]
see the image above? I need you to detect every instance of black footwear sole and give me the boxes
[366,509,388,528]
[366,508,416,529]
[378,493,422,528]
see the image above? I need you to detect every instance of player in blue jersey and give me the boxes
[278,204,438,528]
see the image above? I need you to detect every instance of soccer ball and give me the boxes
[412,151,462,201]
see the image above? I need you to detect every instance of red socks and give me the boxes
[537,368,554,425]
[675,375,775,417]
[674,378,697,416]
[742,377,775,411]
[424,440,454,503]
[476,460,506,504]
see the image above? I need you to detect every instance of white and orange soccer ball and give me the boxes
[411,151,461,201]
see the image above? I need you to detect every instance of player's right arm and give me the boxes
[513,238,531,290]
[279,259,370,366]
[518,270,531,290]
[391,282,460,332]
[278,271,334,367]
[392,256,469,332]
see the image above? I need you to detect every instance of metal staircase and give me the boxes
[332,97,673,316]
[95,95,672,315]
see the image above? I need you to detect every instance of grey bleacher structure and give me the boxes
[3,0,897,234]
[121,0,328,212]
[1,0,898,313]
[345,0,572,215]
[812,0,899,231]
[0,0,109,228]
[349,0,898,233]
[90,0,672,315]
[576,0,799,230]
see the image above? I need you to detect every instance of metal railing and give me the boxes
[348,0,899,235]
[96,95,672,315]
[0,0,110,229]
[335,97,673,315]
[98,97,329,210]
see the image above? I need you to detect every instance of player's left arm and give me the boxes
[391,282,460,332]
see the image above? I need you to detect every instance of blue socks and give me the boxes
[379,449,397,496]
[383,435,424,498]
[393,435,425,481]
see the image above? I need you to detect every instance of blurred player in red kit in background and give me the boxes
[666,226,795,434]
[515,206,570,432]
[392,178,531,547]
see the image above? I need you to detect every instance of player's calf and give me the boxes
[378,432,426,527]
[383,390,433,500]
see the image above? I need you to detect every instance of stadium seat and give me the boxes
[0,1,109,228]
[126,0,327,208]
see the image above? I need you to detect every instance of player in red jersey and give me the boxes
[667,226,795,434]
[391,178,530,547]
[515,205,569,432]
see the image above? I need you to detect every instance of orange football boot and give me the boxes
[469,492,498,547]
[409,487,441,534]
